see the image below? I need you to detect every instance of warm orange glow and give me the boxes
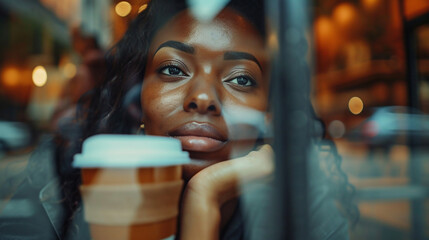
[1,67,20,87]
[314,16,342,72]
[115,1,132,17]
[405,0,429,19]
[332,3,358,29]
[138,4,148,13]
[361,0,380,11]
[32,66,48,87]
[63,62,77,78]
[314,17,336,41]
[268,32,279,52]
[348,97,364,115]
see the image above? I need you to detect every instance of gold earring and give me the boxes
[137,123,145,134]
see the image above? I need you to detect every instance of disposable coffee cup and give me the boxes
[73,134,190,240]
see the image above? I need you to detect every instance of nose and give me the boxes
[183,81,221,115]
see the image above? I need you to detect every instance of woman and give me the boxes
[83,0,275,238]
[79,0,353,239]
[0,0,353,239]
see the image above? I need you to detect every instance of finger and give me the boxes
[188,144,274,205]
[236,144,274,183]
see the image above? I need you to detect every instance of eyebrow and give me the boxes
[153,41,195,56]
[153,41,262,71]
[224,51,262,71]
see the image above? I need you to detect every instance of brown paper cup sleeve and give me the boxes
[80,180,183,225]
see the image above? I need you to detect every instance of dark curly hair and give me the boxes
[54,0,358,237]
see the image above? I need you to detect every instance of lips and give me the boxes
[169,122,228,152]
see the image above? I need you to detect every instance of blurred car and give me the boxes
[347,106,429,146]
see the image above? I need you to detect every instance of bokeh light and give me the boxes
[63,62,77,78]
[361,0,380,11]
[348,96,364,115]
[115,1,132,17]
[32,66,48,87]
[268,32,279,52]
[328,120,346,138]
[332,3,359,33]
[314,16,336,40]
[362,120,378,138]
[1,67,20,87]
[138,4,148,13]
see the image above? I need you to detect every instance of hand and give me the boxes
[179,144,274,240]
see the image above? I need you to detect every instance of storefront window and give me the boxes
[0,0,428,239]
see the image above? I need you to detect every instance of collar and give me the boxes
[39,179,66,240]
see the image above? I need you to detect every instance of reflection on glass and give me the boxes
[0,0,428,239]
[314,0,429,239]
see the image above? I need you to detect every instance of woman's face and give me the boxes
[141,8,269,179]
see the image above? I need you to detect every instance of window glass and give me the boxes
[314,0,429,239]
[0,1,428,240]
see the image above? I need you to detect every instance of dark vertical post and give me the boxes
[266,0,312,239]
[399,1,425,239]
[400,0,420,109]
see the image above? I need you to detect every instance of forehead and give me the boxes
[148,8,266,55]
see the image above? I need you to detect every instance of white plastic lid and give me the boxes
[73,134,190,168]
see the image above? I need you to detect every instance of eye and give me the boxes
[159,65,187,76]
[226,76,256,87]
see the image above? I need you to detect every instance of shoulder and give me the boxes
[222,182,349,240]
[0,178,59,239]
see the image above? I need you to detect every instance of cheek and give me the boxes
[222,91,269,141]
[141,83,184,134]
[224,89,269,112]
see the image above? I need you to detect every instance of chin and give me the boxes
[181,151,224,182]
[181,140,256,182]
[182,163,210,182]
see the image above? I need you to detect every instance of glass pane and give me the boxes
[314,0,429,239]
[0,1,283,239]
[1,0,428,239]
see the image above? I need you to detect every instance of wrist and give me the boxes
[185,169,221,206]
[180,183,221,240]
